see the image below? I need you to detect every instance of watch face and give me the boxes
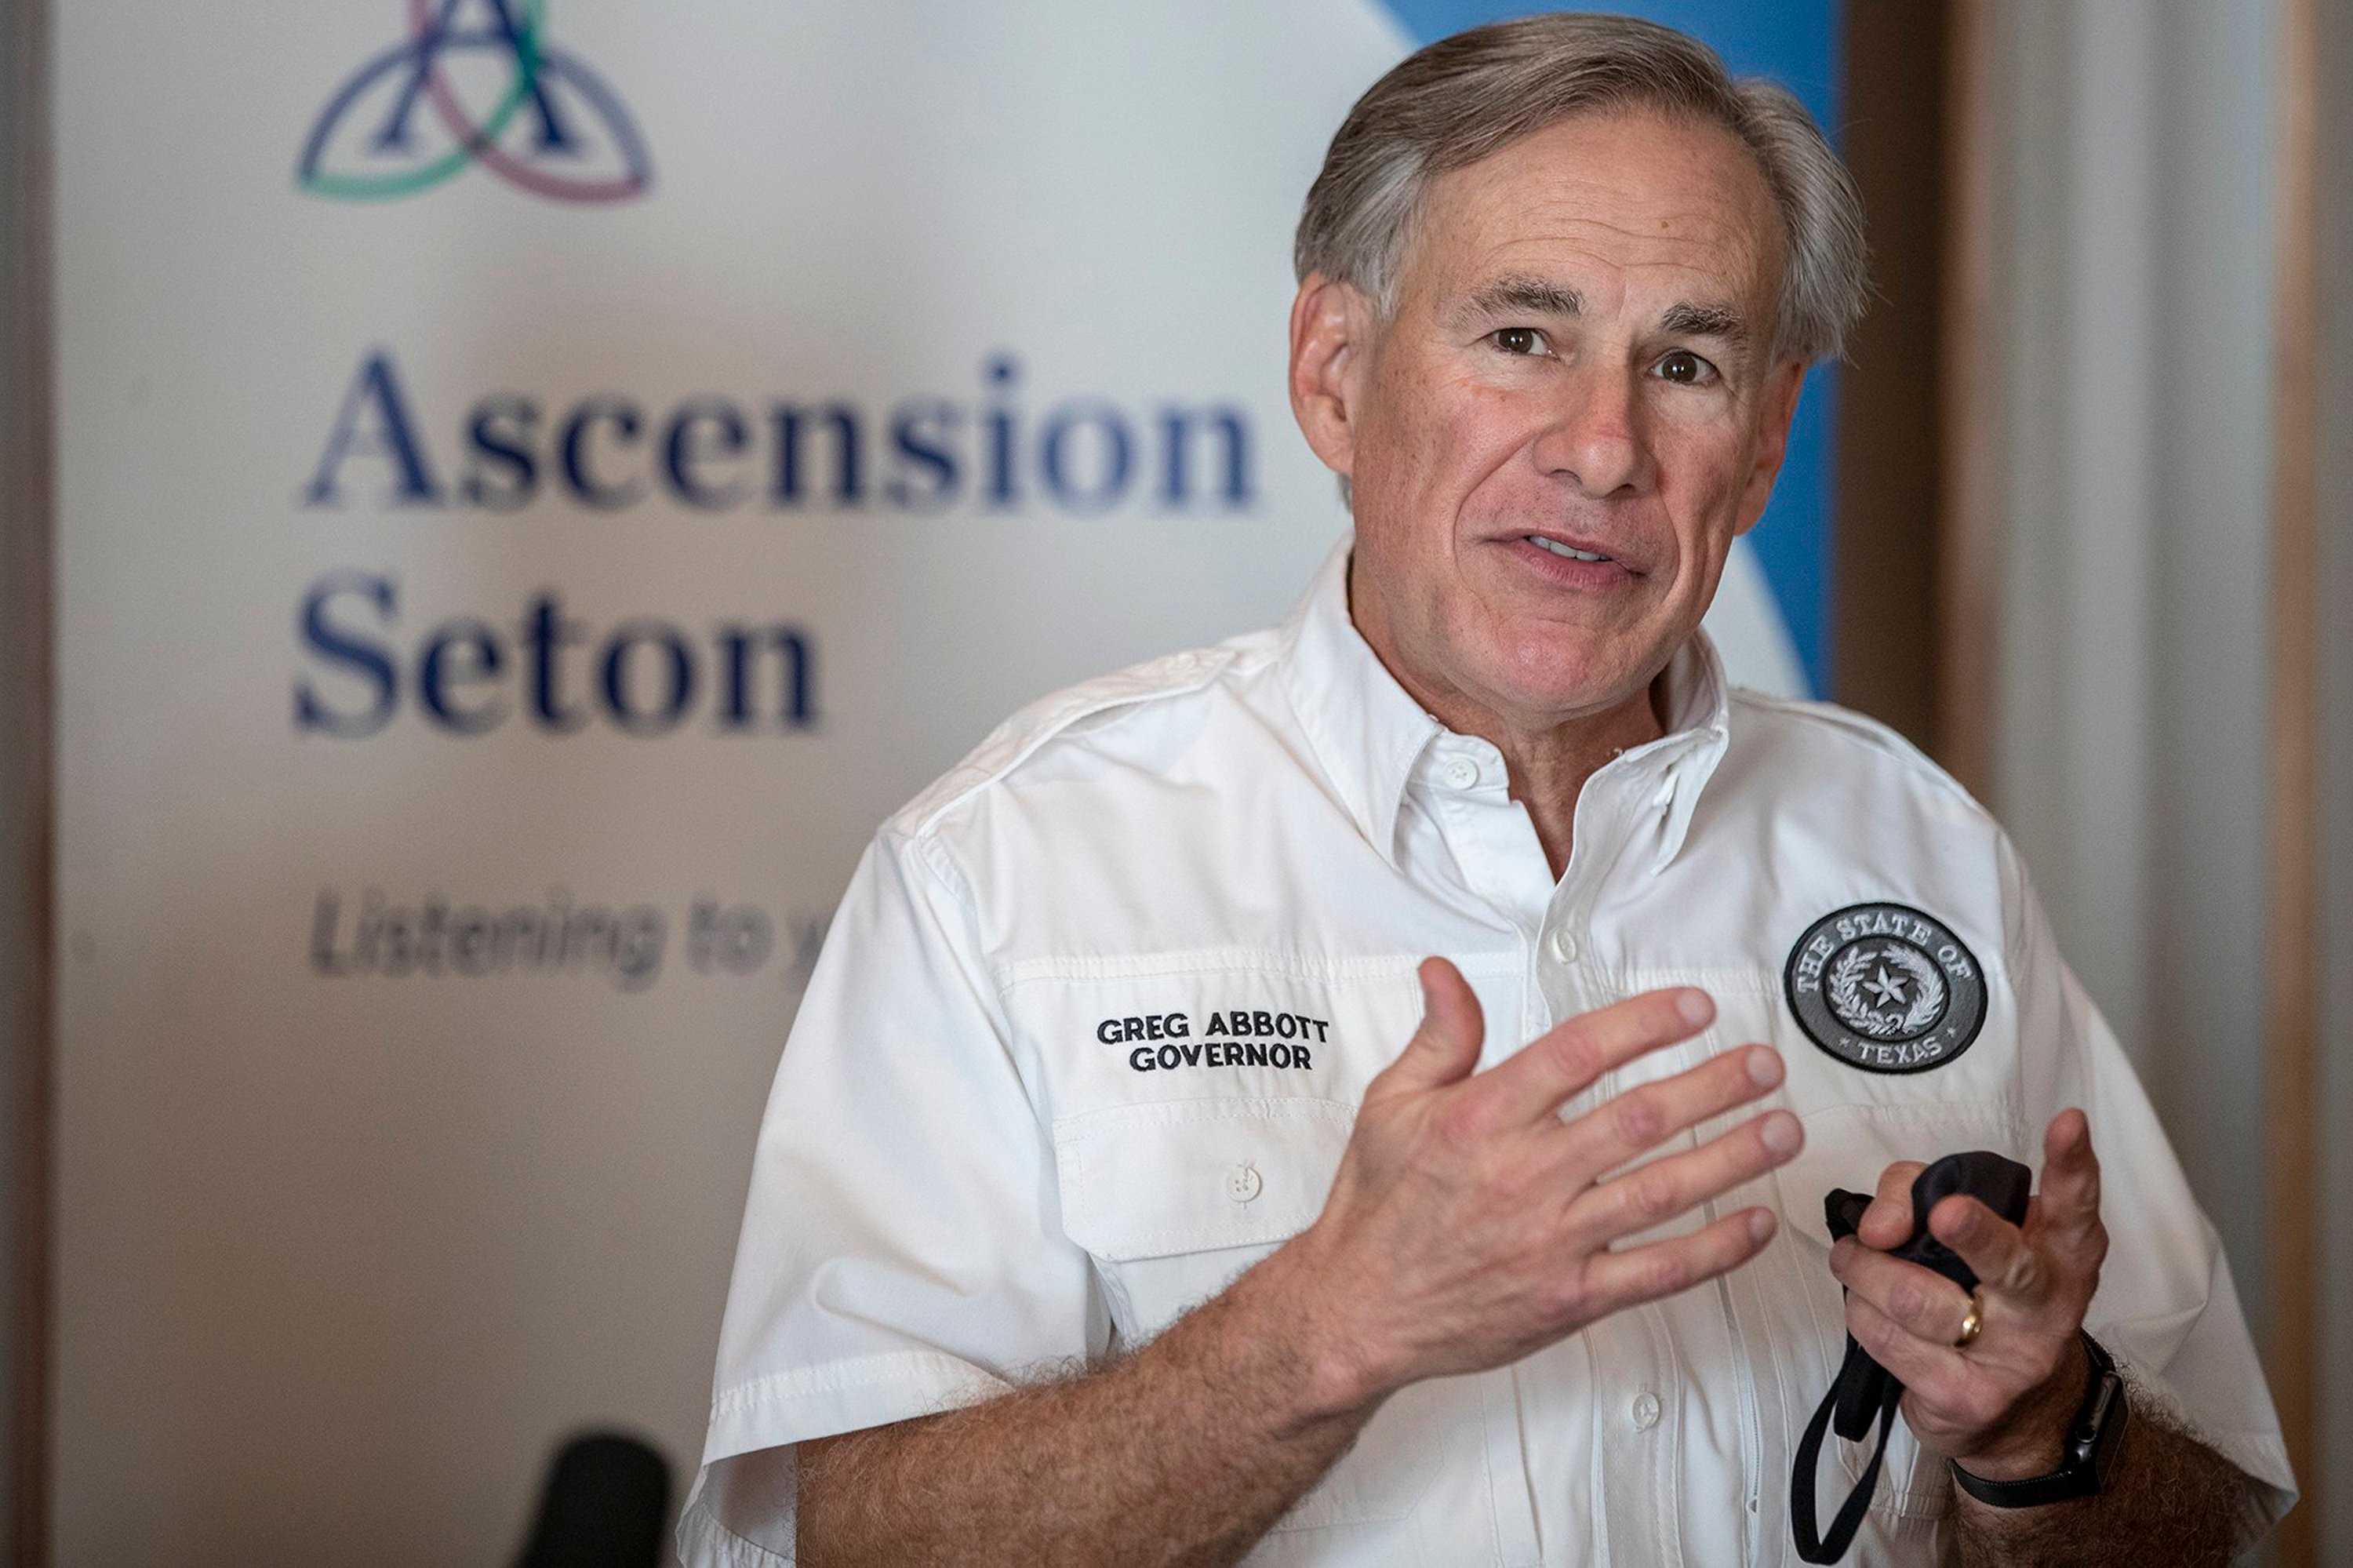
[2081,1366,2130,1487]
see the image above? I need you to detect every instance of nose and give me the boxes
[1531,365,1649,498]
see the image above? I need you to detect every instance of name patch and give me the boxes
[1094,1009,1329,1073]
[1784,904,1988,1074]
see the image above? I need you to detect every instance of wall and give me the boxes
[1991,0,2276,1312]
[38,5,1840,1564]
[2317,0,2351,1555]
[1985,0,2346,1555]
[1831,0,1947,751]
[0,0,48,1557]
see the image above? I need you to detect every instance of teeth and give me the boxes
[1528,535,1608,562]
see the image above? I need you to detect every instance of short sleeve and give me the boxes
[1998,835,2297,1544]
[678,829,1100,1566]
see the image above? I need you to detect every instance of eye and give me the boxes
[1490,326,1549,356]
[1653,349,1718,385]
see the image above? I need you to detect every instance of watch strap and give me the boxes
[1951,1332,2128,1508]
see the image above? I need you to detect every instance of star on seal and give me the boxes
[1783,903,1988,1074]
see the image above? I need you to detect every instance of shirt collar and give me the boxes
[1638,630,1732,873]
[1279,537,1442,866]
[1277,533,1733,872]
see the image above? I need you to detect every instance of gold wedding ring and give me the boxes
[1953,1290,1985,1350]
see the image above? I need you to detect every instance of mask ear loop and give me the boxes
[1789,1339,1902,1563]
[1788,1155,2032,1563]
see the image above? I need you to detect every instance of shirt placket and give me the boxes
[1413,738,1552,1566]
[1556,765,1685,1568]
[1424,740,1697,1567]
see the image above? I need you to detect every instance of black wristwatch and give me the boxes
[1951,1331,2129,1508]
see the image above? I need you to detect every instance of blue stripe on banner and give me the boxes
[1369,1,1842,696]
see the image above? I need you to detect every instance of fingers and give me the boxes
[1475,987,1718,1127]
[1844,1290,1966,1396]
[1831,1236,1975,1348]
[1556,1040,1789,1182]
[1569,1105,1804,1242]
[2033,1108,2104,1255]
[1856,1159,1928,1249]
[1373,958,1487,1097]
[1918,1113,2106,1317]
[1579,1206,1778,1315]
[1927,1195,2044,1301]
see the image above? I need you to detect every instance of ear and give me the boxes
[1731,359,1809,537]
[1288,274,1376,480]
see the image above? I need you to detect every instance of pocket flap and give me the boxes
[1773,1100,2025,1250]
[1053,1097,1354,1262]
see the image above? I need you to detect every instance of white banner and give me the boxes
[52,2,1809,1559]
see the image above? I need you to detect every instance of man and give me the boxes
[682,16,2294,1566]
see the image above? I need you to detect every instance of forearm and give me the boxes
[1953,1399,2259,1568]
[796,1247,1379,1568]
[791,976,1792,1563]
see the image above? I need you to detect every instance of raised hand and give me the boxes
[1272,956,1803,1413]
[1828,1109,2110,1477]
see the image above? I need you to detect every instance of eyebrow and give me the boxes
[1659,300,1750,345]
[1455,276,1753,348]
[1456,275,1584,323]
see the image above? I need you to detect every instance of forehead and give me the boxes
[1402,107,1783,315]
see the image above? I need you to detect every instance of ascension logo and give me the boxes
[297,0,651,204]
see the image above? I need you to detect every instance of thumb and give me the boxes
[1383,956,1485,1092]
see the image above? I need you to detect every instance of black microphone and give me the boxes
[515,1432,672,1568]
[1790,1150,2032,1563]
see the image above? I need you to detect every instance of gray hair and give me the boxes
[1294,13,1867,364]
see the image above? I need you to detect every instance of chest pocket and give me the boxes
[1055,1095,1354,1336]
[1052,1095,1537,1561]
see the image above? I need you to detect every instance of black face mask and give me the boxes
[1789,1150,2032,1564]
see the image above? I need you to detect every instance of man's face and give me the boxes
[1293,108,1806,730]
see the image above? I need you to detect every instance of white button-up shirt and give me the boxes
[683,540,2293,1567]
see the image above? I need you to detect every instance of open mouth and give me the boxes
[1524,534,1614,565]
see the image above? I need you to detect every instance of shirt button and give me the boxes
[1631,1392,1661,1431]
[1547,928,1580,964]
[1439,755,1480,790]
[1226,1165,1262,1203]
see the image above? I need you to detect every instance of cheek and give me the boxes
[1360,364,1527,497]
[1649,427,1753,542]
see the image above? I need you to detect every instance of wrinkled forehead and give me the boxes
[1396,107,1785,327]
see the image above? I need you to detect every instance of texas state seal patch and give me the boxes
[1784,903,1988,1074]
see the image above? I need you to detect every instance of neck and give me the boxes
[1508,686,1669,880]
[1409,673,1667,881]
[1341,566,1676,881]
[1459,673,1666,871]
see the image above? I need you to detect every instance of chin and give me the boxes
[1480,635,1647,718]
